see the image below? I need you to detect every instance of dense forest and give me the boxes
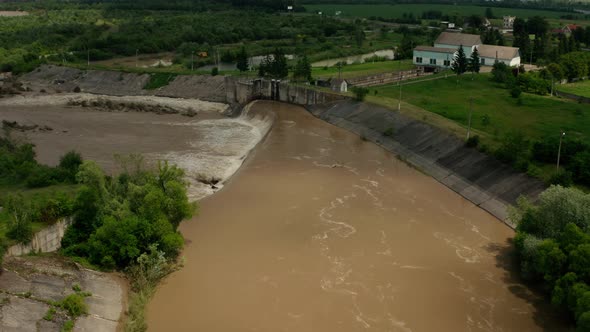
[511,186,590,331]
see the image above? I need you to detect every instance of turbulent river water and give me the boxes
[147,101,566,332]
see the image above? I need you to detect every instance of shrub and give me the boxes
[25,166,57,188]
[570,151,590,186]
[491,61,514,84]
[495,132,529,165]
[211,67,219,76]
[56,294,88,317]
[510,86,522,98]
[383,127,394,137]
[481,114,490,126]
[5,195,34,244]
[351,86,369,101]
[59,151,83,183]
[548,169,573,187]
[465,135,480,148]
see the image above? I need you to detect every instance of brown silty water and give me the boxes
[147,101,567,332]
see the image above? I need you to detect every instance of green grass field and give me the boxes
[305,4,589,21]
[312,59,414,79]
[371,73,590,148]
[556,80,590,98]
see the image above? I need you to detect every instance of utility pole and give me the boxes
[398,79,402,111]
[466,97,474,140]
[87,48,90,67]
[557,132,566,171]
[135,49,139,68]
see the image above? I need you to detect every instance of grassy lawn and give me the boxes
[305,4,589,21]
[370,73,590,149]
[556,80,590,98]
[312,60,414,79]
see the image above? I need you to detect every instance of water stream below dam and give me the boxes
[147,101,567,331]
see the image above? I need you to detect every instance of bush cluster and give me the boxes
[61,160,195,270]
[511,186,590,330]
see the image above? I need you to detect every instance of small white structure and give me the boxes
[331,78,348,93]
[503,16,516,29]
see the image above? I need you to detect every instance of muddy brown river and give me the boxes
[147,101,566,331]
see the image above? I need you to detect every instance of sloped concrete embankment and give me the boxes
[20,65,226,102]
[308,101,546,226]
[0,256,126,332]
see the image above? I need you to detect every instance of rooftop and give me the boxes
[435,32,482,47]
[477,45,520,60]
[414,46,457,54]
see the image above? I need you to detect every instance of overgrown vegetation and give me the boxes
[144,73,177,90]
[510,186,590,331]
[373,73,590,186]
[0,129,80,255]
[61,157,195,270]
[0,129,196,330]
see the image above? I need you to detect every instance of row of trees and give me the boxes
[256,48,312,81]
[511,16,590,64]
[450,45,481,75]
[0,5,356,73]
[511,186,590,331]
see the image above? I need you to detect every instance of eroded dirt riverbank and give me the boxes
[147,101,567,332]
[0,94,272,200]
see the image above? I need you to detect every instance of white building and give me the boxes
[503,16,516,29]
[413,32,520,70]
[433,32,481,57]
[477,44,521,67]
[331,78,348,93]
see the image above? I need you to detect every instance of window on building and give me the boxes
[416,57,423,63]
[430,58,437,65]
[444,60,450,66]
[480,58,485,65]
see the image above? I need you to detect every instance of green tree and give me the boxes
[354,26,365,48]
[397,34,415,60]
[485,8,494,19]
[293,55,312,82]
[451,45,468,75]
[468,46,481,74]
[351,87,369,101]
[270,48,288,79]
[5,195,34,244]
[59,150,83,183]
[236,46,249,73]
[560,52,590,81]
[571,151,590,186]
[547,63,564,81]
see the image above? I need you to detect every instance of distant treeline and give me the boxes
[298,0,586,11]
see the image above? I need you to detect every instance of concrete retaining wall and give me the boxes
[347,69,432,87]
[555,89,590,104]
[5,218,71,256]
[307,101,546,226]
[225,77,347,106]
